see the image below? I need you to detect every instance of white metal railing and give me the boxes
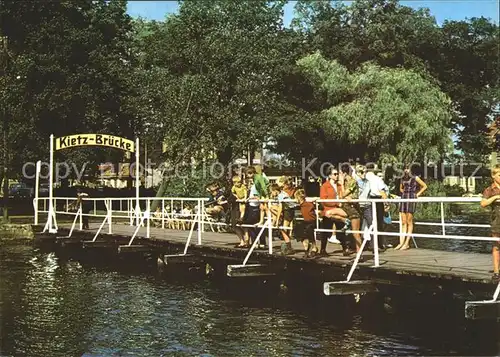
[33,194,499,300]
[35,196,208,249]
[314,197,495,269]
[34,196,491,245]
[34,197,495,260]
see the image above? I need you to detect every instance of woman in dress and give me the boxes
[396,166,427,250]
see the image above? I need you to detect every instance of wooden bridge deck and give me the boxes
[47,221,494,285]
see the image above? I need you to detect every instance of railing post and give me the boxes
[94,200,96,215]
[440,202,445,236]
[34,199,38,225]
[201,200,205,233]
[161,199,165,229]
[267,201,273,254]
[315,200,319,242]
[108,199,112,234]
[79,199,83,230]
[493,281,500,301]
[170,199,174,227]
[146,199,150,239]
[372,201,380,267]
[197,199,202,245]
[129,199,133,226]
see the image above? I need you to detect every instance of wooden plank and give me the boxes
[227,264,277,277]
[56,236,83,244]
[465,300,500,320]
[83,240,117,249]
[50,223,494,283]
[163,254,202,265]
[56,235,82,240]
[323,280,379,296]
[58,238,83,248]
[118,245,154,253]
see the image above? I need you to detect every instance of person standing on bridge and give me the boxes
[76,188,90,230]
[395,165,428,250]
[480,164,500,282]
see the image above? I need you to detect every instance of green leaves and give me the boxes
[1,0,135,175]
[294,1,499,160]
[297,53,453,162]
[130,0,299,168]
[0,0,497,185]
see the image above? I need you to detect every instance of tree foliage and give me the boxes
[0,0,498,192]
[0,0,136,178]
[295,52,453,162]
[293,0,499,160]
[131,0,306,169]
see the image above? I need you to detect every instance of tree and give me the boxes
[437,17,500,160]
[133,0,303,171]
[292,0,499,160]
[0,0,137,183]
[283,52,453,163]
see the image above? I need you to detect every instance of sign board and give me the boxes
[55,134,135,152]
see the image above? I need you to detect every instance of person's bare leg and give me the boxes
[281,219,291,243]
[244,229,251,246]
[239,204,246,220]
[493,237,500,275]
[395,213,407,250]
[257,203,266,225]
[330,214,347,222]
[401,213,413,249]
[331,222,337,237]
[351,218,362,252]
[310,240,318,252]
[235,227,245,246]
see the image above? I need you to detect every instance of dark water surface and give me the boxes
[0,240,499,357]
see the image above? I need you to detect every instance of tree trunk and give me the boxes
[249,148,255,168]
[150,175,169,212]
[217,145,233,185]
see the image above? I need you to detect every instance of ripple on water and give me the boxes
[0,241,498,357]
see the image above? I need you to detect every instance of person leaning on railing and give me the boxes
[480,164,500,282]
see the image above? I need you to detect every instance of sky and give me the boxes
[126,0,499,25]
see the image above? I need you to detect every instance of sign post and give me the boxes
[43,135,58,233]
[135,137,140,226]
[42,133,139,233]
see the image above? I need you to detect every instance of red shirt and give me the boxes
[320,180,343,216]
[483,183,500,199]
[300,201,316,222]
[483,183,500,222]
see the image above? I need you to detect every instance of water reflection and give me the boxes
[0,241,498,357]
[386,213,492,253]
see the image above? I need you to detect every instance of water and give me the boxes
[386,213,493,253]
[1,240,499,357]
